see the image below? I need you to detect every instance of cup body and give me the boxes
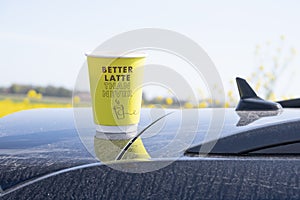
[86,52,145,133]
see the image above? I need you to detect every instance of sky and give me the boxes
[1,0,300,98]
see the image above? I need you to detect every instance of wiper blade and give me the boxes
[115,111,174,160]
[185,120,300,155]
[277,98,300,108]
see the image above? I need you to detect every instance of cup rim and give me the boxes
[85,51,147,58]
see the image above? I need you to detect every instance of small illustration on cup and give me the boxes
[113,99,125,119]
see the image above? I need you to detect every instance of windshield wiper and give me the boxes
[115,111,174,160]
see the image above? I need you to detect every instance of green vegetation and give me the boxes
[0,84,72,98]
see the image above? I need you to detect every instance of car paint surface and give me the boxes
[0,108,300,199]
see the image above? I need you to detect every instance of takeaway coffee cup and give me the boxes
[86,52,146,133]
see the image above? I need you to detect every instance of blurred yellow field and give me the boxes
[0,98,71,118]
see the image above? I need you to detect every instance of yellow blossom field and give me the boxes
[0,92,72,118]
[0,87,236,118]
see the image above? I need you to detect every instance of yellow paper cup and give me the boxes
[86,52,146,133]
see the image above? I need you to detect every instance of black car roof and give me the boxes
[1,108,300,196]
[1,107,300,156]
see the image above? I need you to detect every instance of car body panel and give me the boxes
[0,108,300,199]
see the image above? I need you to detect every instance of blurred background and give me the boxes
[1,0,300,116]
